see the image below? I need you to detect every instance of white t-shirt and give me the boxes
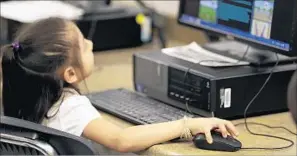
[42,88,101,136]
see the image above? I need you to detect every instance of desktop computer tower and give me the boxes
[133,51,296,119]
[0,7,152,51]
[76,7,152,51]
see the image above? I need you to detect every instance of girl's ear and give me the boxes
[63,67,79,84]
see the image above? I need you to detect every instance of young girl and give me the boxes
[1,17,239,153]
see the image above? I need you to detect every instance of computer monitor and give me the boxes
[178,0,297,64]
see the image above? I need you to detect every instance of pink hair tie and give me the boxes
[11,42,21,52]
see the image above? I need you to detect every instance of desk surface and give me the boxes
[84,40,297,155]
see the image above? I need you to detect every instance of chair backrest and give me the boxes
[288,70,297,125]
[0,116,98,155]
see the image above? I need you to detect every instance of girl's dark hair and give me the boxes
[0,17,81,123]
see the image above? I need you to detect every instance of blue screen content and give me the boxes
[217,1,252,24]
[180,0,290,51]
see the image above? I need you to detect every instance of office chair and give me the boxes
[288,70,297,125]
[0,115,98,155]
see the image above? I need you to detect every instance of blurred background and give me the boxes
[0,0,210,93]
[1,2,296,155]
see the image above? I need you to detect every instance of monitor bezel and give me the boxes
[177,0,297,57]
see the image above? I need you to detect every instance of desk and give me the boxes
[83,40,297,155]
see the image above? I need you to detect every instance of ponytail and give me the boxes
[1,17,80,123]
[1,43,66,123]
[0,44,15,116]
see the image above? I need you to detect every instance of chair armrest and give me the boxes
[0,129,39,139]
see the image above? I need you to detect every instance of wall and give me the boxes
[114,0,179,17]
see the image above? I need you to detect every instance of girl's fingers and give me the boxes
[204,128,213,144]
[218,124,228,138]
[225,121,239,137]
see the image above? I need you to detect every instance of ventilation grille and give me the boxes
[0,142,43,155]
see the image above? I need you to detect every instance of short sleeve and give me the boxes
[58,95,101,136]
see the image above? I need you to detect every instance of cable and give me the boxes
[235,122,297,136]
[235,45,250,63]
[237,53,296,150]
[182,46,252,115]
[87,20,97,40]
[182,65,196,115]
[182,50,296,150]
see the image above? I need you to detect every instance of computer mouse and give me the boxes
[193,131,242,152]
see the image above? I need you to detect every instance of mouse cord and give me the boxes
[239,53,296,150]
[181,49,296,150]
[182,64,196,115]
[235,122,297,136]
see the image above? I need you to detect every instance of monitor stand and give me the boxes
[202,40,297,66]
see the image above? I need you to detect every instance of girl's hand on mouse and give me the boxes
[186,117,239,144]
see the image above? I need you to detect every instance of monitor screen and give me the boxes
[178,0,297,56]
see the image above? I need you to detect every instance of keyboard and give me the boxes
[86,88,197,125]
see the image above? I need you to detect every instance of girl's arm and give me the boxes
[82,117,239,153]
